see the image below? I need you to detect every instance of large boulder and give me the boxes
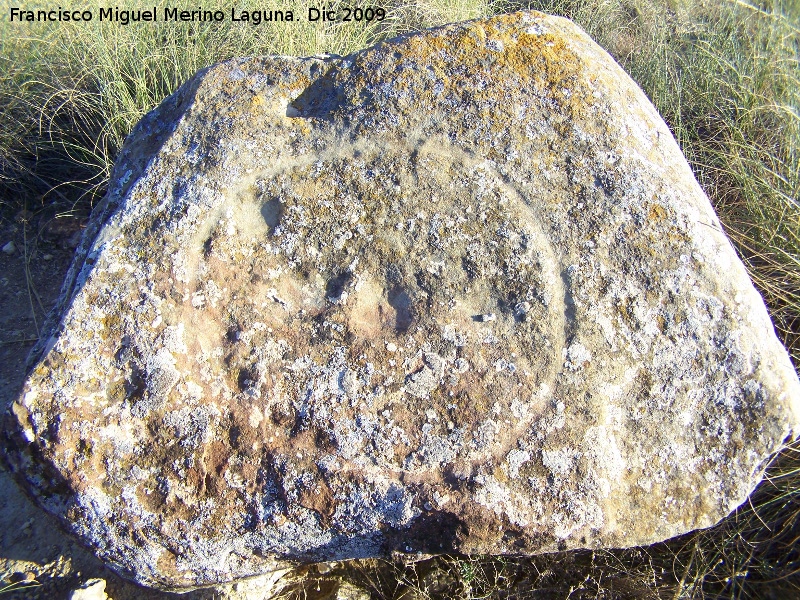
[5,10,800,591]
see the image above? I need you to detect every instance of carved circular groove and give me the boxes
[190,142,564,476]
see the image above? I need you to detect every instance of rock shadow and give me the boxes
[301,512,466,562]
[387,286,414,333]
[260,198,284,235]
[287,58,348,121]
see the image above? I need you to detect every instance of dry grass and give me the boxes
[1,0,799,598]
[0,0,496,222]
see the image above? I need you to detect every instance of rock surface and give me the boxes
[5,10,800,592]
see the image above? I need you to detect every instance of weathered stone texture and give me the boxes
[5,10,800,591]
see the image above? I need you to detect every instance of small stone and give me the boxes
[69,578,107,600]
[2,241,15,255]
[42,253,53,260]
[316,561,336,574]
[218,569,291,599]
[333,582,370,600]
